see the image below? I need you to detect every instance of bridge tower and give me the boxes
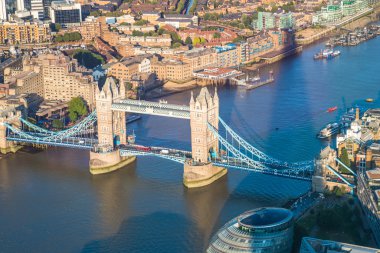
[0,108,22,154]
[89,77,135,174]
[95,77,126,147]
[184,87,227,188]
[189,87,219,162]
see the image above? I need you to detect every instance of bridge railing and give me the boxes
[111,103,190,119]
[115,99,190,111]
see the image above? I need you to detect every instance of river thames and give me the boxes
[1,37,380,252]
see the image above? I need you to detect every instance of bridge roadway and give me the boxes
[111,99,190,119]
[120,144,313,181]
[6,133,97,149]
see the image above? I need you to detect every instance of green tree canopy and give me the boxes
[68,97,88,122]
[50,23,62,32]
[132,30,144,36]
[213,32,221,39]
[339,147,351,174]
[52,119,64,129]
[73,49,104,69]
[55,32,82,42]
[171,42,182,48]
[134,19,149,26]
[185,36,193,45]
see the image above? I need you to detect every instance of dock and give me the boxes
[245,77,275,90]
[231,70,275,90]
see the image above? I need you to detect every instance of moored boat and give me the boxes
[317,123,341,139]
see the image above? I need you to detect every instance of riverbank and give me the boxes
[145,79,198,99]
[293,194,377,250]
[296,4,380,46]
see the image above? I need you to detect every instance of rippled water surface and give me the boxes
[1,37,380,252]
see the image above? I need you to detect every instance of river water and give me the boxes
[1,37,380,253]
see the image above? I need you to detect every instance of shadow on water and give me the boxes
[81,212,203,253]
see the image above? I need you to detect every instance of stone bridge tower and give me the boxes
[0,107,22,154]
[95,77,126,148]
[89,77,135,174]
[189,87,219,163]
[184,87,226,188]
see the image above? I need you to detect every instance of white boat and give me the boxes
[317,123,341,139]
[128,130,136,144]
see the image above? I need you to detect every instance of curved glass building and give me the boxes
[207,208,294,253]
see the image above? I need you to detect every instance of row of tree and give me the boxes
[55,32,82,42]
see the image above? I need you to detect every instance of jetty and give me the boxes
[231,71,275,90]
[246,77,275,90]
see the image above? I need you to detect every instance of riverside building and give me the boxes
[254,12,295,31]
[0,20,51,44]
[3,53,96,106]
[207,208,294,253]
[300,237,380,253]
[357,167,380,246]
[312,0,368,25]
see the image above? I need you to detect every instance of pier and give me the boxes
[231,71,275,90]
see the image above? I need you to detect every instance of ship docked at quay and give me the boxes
[317,108,357,139]
[314,48,341,60]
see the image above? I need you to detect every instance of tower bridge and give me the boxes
[0,77,314,188]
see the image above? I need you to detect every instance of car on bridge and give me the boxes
[136,145,151,152]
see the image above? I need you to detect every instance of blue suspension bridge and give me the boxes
[2,98,315,181]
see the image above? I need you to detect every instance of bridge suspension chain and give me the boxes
[208,123,311,179]
[19,110,97,139]
[219,117,313,169]
[208,123,271,171]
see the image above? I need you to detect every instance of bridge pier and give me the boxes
[90,77,135,174]
[183,163,227,188]
[185,87,227,187]
[0,110,22,154]
[89,148,136,175]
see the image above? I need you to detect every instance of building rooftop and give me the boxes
[184,48,215,58]
[238,207,293,229]
[302,237,380,253]
[375,189,380,200]
[366,168,380,180]
[196,68,237,76]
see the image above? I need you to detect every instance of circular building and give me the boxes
[207,207,294,253]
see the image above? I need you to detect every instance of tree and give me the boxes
[158,27,165,35]
[339,147,351,174]
[125,82,133,90]
[52,119,64,129]
[73,49,104,69]
[185,36,193,45]
[256,6,265,12]
[213,32,221,39]
[242,14,253,28]
[134,19,149,26]
[132,30,144,36]
[193,37,201,46]
[90,10,101,17]
[68,97,88,122]
[55,35,63,42]
[233,35,245,43]
[169,31,183,44]
[50,23,62,32]
[171,42,182,48]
